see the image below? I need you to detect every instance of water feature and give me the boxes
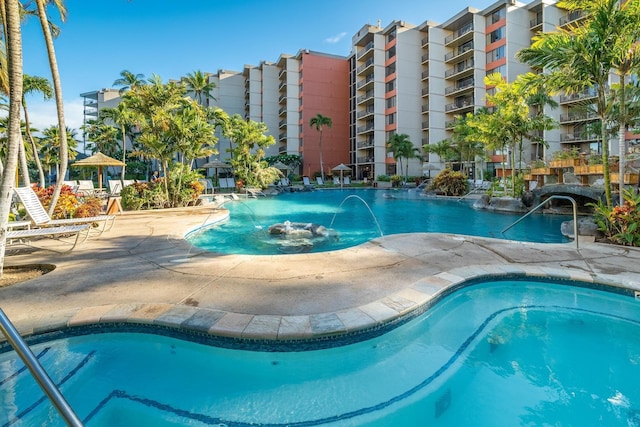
[330,194,383,237]
[188,189,572,255]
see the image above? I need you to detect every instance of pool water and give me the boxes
[2,278,639,426]
[188,189,572,255]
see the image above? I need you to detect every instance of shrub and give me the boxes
[590,187,640,246]
[431,169,468,196]
[391,175,403,187]
[376,175,391,182]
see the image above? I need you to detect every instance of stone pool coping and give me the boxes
[2,205,640,344]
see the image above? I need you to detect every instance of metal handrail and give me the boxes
[501,195,579,251]
[0,308,83,426]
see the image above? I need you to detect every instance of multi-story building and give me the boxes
[81,0,632,183]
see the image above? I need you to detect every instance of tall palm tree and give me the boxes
[309,113,332,182]
[0,0,24,274]
[113,69,146,95]
[386,133,416,181]
[23,74,53,187]
[100,102,134,179]
[33,0,69,217]
[182,70,216,106]
[517,0,638,208]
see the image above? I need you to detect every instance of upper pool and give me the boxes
[187,189,572,255]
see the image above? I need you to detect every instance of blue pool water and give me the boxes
[188,189,572,254]
[2,278,639,426]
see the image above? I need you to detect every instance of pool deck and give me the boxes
[2,204,640,343]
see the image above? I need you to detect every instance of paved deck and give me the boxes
[2,205,639,343]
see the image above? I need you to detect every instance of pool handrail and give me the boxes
[501,195,579,251]
[0,308,84,426]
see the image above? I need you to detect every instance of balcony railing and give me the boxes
[530,15,543,28]
[356,58,374,74]
[357,139,374,148]
[445,79,474,95]
[421,87,430,96]
[356,75,375,90]
[356,123,375,133]
[422,103,430,112]
[445,97,474,112]
[559,88,597,103]
[559,10,585,26]
[560,132,598,142]
[444,23,473,45]
[559,111,598,122]
[356,91,374,104]
[357,107,375,119]
[445,59,474,78]
[356,41,374,59]
[357,156,375,163]
[421,70,429,80]
[444,43,473,62]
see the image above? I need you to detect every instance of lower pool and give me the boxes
[188,189,572,255]
[2,277,639,426]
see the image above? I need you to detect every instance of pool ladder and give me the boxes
[501,195,579,251]
[0,308,83,426]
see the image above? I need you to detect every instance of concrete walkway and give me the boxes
[2,206,639,343]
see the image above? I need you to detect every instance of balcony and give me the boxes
[445,79,474,95]
[357,139,374,149]
[278,145,288,153]
[421,121,429,130]
[421,87,429,97]
[356,41,374,60]
[445,97,474,112]
[559,10,585,26]
[278,132,286,141]
[279,119,286,128]
[421,35,428,47]
[530,15,543,30]
[356,123,375,134]
[356,156,375,163]
[421,70,429,80]
[278,106,286,115]
[356,75,375,90]
[445,59,474,79]
[357,107,375,119]
[278,94,286,103]
[421,53,429,64]
[356,91,374,104]
[444,23,473,46]
[559,88,597,104]
[559,111,598,123]
[421,103,430,113]
[560,132,598,142]
[356,58,374,75]
[445,119,457,129]
[444,43,473,63]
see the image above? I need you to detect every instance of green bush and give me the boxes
[431,169,468,196]
[376,175,391,182]
[590,187,640,246]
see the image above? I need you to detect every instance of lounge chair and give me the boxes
[122,179,136,188]
[316,177,324,186]
[343,176,351,186]
[333,177,340,186]
[13,186,116,236]
[198,179,215,195]
[302,176,314,187]
[63,180,79,193]
[6,224,90,253]
[77,180,98,197]
[108,180,122,195]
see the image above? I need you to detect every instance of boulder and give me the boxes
[561,217,599,238]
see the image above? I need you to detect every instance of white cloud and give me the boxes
[26,98,85,134]
[325,32,347,44]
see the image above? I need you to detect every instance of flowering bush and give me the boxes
[590,187,640,246]
[33,184,103,219]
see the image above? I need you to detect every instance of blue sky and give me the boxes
[22,0,495,135]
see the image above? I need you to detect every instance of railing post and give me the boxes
[0,309,83,426]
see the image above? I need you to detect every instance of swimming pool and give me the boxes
[188,189,572,255]
[2,277,638,426]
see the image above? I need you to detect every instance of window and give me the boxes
[487,27,504,44]
[487,64,506,77]
[486,45,505,63]
[386,112,396,125]
[386,96,396,109]
[488,8,505,25]
[387,45,396,60]
[386,63,396,77]
[386,80,395,92]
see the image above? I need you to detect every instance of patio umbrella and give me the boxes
[332,163,351,189]
[271,161,289,178]
[71,152,125,190]
[201,160,232,186]
[422,163,440,178]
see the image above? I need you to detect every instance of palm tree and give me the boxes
[182,70,216,106]
[386,133,416,181]
[517,0,638,208]
[33,0,70,217]
[0,0,24,274]
[309,114,332,182]
[113,69,146,95]
[100,102,134,179]
[23,74,53,187]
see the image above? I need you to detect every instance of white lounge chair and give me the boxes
[343,176,351,186]
[302,176,313,187]
[6,224,90,253]
[108,180,122,195]
[198,179,215,195]
[316,177,324,186]
[63,180,79,193]
[13,186,116,236]
[122,179,136,188]
[333,177,340,186]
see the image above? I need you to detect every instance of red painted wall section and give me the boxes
[300,53,350,178]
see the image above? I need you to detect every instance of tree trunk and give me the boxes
[17,136,30,186]
[618,74,626,206]
[0,0,24,275]
[319,131,325,182]
[23,103,46,186]
[120,124,127,181]
[36,0,69,217]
